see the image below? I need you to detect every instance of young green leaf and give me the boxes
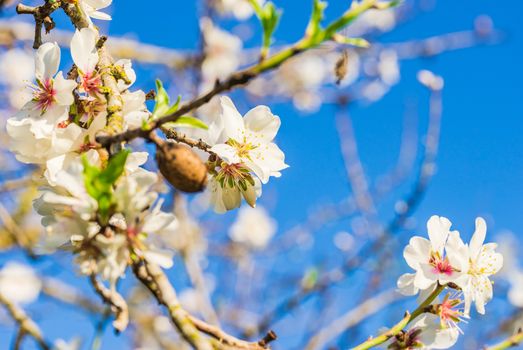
[164,116,208,130]
[152,79,182,119]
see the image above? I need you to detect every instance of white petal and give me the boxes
[427,215,451,253]
[219,96,245,141]
[397,273,418,296]
[71,28,99,73]
[403,236,431,270]
[469,217,487,260]
[35,42,60,82]
[243,105,280,142]
[144,250,174,269]
[53,72,77,106]
[210,143,240,164]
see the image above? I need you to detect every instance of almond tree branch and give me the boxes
[485,329,523,350]
[0,291,51,350]
[351,284,445,350]
[132,260,276,350]
[95,0,383,147]
[89,274,129,333]
[304,289,401,350]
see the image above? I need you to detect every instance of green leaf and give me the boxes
[374,0,402,10]
[164,115,208,130]
[260,2,281,49]
[82,150,130,225]
[153,79,170,116]
[333,35,370,48]
[99,150,130,185]
[301,267,319,290]
[306,0,328,39]
[249,0,281,57]
[153,79,182,119]
[163,95,181,117]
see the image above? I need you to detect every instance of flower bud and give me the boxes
[156,142,207,193]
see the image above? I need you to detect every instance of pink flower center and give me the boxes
[82,72,102,94]
[429,254,454,276]
[32,78,56,112]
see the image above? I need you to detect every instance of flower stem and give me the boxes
[351,284,445,350]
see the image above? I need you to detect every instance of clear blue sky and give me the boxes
[1,0,522,349]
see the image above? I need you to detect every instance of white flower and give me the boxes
[209,96,288,184]
[71,28,101,95]
[200,18,242,82]
[77,0,113,26]
[6,42,82,183]
[229,206,276,249]
[378,49,400,86]
[398,216,467,295]
[507,270,523,307]
[53,338,82,350]
[0,49,34,109]
[0,262,42,305]
[34,151,174,287]
[458,218,503,315]
[214,0,264,20]
[410,313,460,349]
[208,170,261,213]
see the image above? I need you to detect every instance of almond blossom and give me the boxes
[35,152,176,288]
[75,0,113,26]
[0,263,42,305]
[209,96,288,184]
[229,206,276,250]
[398,216,467,295]
[208,167,261,213]
[456,218,503,315]
[200,18,242,83]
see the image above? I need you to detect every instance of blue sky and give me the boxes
[1,0,523,349]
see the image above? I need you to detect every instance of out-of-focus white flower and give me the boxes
[417,70,444,91]
[209,96,288,183]
[214,0,264,20]
[378,49,400,86]
[0,262,42,305]
[343,8,396,37]
[0,49,34,109]
[455,218,503,315]
[229,206,276,249]
[53,338,82,350]
[200,18,242,82]
[397,216,467,295]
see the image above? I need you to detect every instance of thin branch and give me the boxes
[95,0,382,147]
[485,328,523,350]
[0,292,51,350]
[88,274,129,333]
[132,260,276,350]
[351,284,445,350]
[304,289,401,350]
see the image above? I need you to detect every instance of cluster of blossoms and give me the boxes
[3,0,287,289]
[393,216,503,348]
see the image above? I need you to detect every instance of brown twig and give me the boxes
[0,292,51,350]
[16,1,60,49]
[132,260,276,350]
[89,274,129,333]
